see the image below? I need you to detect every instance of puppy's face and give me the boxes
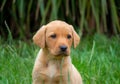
[33,20,80,58]
[45,23,72,57]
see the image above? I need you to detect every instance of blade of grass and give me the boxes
[79,0,87,36]
[38,0,44,17]
[50,0,62,21]
[67,71,70,84]
[18,0,25,22]
[4,21,13,43]
[35,2,40,21]
[50,0,56,21]
[90,0,100,33]
[101,0,107,32]
[60,57,64,84]
[88,40,95,65]
[41,0,51,25]
[51,0,57,20]
[0,0,7,11]
[11,0,24,38]
[17,0,25,38]
[110,0,120,33]
[66,0,69,16]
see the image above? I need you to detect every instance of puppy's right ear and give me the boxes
[33,26,46,48]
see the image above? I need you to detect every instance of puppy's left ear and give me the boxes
[70,25,80,48]
[33,26,46,48]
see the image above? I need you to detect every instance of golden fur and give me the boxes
[32,20,82,84]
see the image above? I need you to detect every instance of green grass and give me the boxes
[0,34,120,84]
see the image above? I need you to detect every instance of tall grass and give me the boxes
[0,0,120,39]
[71,34,120,83]
[0,40,36,84]
[0,34,120,84]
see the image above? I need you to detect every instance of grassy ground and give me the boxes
[0,34,120,84]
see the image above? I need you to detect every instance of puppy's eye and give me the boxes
[67,34,71,39]
[50,34,56,39]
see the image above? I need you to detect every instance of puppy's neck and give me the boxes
[40,48,71,67]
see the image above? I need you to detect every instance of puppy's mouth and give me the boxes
[55,51,69,57]
[49,49,69,57]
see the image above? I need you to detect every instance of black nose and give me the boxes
[60,45,67,52]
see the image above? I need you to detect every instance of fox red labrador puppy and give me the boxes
[32,20,82,84]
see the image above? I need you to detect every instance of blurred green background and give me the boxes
[0,0,120,39]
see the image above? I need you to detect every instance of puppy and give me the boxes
[32,20,82,84]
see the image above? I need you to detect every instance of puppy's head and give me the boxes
[33,20,80,58]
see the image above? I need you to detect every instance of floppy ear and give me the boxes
[70,25,80,48]
[33,26,46,48]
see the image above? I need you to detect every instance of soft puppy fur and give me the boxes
[32,20,82,84]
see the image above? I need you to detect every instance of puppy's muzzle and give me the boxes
[58,45,69,56]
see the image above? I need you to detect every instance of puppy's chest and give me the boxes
[40,62,64,79]
[37,60,70,84]
[47,63,58,78]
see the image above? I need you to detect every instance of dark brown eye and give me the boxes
[50,34,56,39]
[67,34,71,39]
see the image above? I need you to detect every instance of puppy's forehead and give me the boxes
[46,21,72,33]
